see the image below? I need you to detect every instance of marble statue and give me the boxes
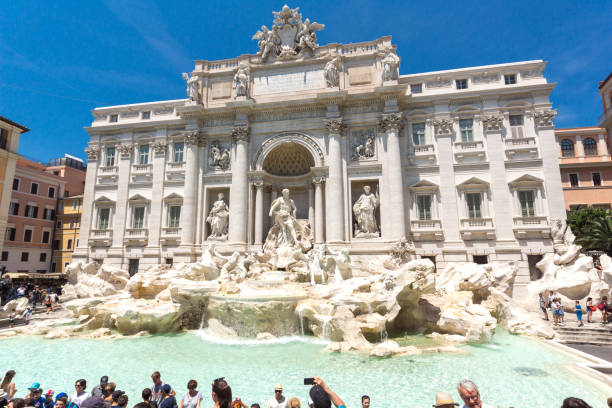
[207,193,229,240]
[296,18,324,53]
[209,144,230,169]
[252,25,279,61]
[308,244,328,285]
[353,185,380,238]
[389,237,415,265]
[353,136,375,160]
[269,188,299,248]
[182,72,200,103]
[381,48,400,82]
[327,247,352,282]
[218,251,241,280]
[233,63,250,98]
[324,56,341,87]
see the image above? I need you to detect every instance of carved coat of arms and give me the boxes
[252,5,324,61]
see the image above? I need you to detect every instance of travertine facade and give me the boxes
[73,6,565,296]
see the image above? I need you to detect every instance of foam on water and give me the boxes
[195,328,329,346]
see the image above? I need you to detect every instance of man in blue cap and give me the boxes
[25,383,41,400]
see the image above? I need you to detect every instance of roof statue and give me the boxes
[252,5,325,62]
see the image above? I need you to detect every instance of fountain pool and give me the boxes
[0,330,609,407]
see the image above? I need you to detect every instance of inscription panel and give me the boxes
[253,65,324,95]
[211,81,232,99]
[348,66,372,85]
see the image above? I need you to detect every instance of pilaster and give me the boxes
[145,139,167,258]
[180,130,201,254]
[228,125,250,244]
[534,110,565,219]
[73,146,100,260]
[324,118,346,243]
[110,143,134,264]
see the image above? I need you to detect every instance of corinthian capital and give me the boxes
[378,113,403,132]
[312,176,326,185]
[152,141,168,154]
[232,126,249,142]
[183,130,200,146]
[84,146,100,160]
[324,118,345,135]
[117,144,133,158]
[533,110,557,128]
[482,115,504,132]
[433,119,453,136]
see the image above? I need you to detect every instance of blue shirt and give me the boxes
[44,399,55,408]
[34,397,46,408]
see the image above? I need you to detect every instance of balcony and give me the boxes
[410,219,443,241]
[513,216,550,238]
[131,163,153,183]
[166,162,185,182]
[89,229,112,246]
[408,144,436,165]
[459,218,496,240]
[124,228,148,245]
[454,141,486,163]
[160,227,181,245]
[504,137,538,160]
[97,166,118,185]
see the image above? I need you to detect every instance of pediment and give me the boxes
[508,174,543,186]
[128,194,150,202]
[457,177,490,189]
[94,195,115,203]
[163,192,183,201]
[408,179,439,191]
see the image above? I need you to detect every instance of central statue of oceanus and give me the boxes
[268,188,299,248]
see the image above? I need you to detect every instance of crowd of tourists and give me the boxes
[1,283,62,328]
[0,371,607,408]
[539,291,611,326]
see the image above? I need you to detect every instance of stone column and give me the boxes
[482,115,515,242]
[253,180,264,245]
[110,143,134,267]
[313,176,325,243]
[146,140,168,255]
[324,119,345,243]
[196,138,206,244]
[379,113,406,241]
[180,131,200,249]
[228,126,249,244]
[72,146,100,261]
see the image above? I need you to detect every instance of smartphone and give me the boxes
[303,378,315,385]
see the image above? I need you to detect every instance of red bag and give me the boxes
[598,303,605,310]
[589,306,597,311]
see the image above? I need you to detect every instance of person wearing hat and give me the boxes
[308,378,345,408]
[91,377,109,399]
[159,385,177,408]
[32,389,45,408]
[25,384,40,400]
[432,392,459,408]
[43,391,54,408]
[266,384,287,408]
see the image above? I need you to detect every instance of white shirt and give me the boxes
[70,391,90,406]
[267,396,288,408]
[462,404,493,408]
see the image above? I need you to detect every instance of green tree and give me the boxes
[567,207,611,239]
[575,215,612,255]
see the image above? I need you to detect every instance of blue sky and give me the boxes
[0,0,610,163]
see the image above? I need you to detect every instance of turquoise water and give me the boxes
[0,330,610,408]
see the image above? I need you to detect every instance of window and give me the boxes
[583,138,597,156]
[142,111,151,120]
[25,205,38,218]
[456,79,468,90]
[173,142,184,163]
[98,208,110,229]
[0,128,7,150]
[51,262,57,272]
[466,193,482,219]
[166,258,173,266]
[139,144,150,165]
[128,259,139,277]
[5,228,16,241]
[132,207,145,229]
[48,187,55,198]
[72,200,78,210]
[504,74,516,85]
[42,231,50,244]
[30,183,39,195]
[24,229,32,242]
[110,114,118,123]
[459,119,474,142]
[569,173,579,187]
[67,239,73,250]
[412,123,426,146]
[410,83,422,94]
[69,220,75,228]
[56,220,61,228]
[9,202,19,216]
[561,139,575,157]
[519,190,536,217]
[64,190,70,198]
[105,147,116,167]
[43,208,55,220]
[473,255,488,264]
[592,172,602,186]
[39,253,46,262]
[509,115,524,138]
[52,240,59,250]
[1,252,7,262]
[21,252,29,262]
[169,205,181,227]
[12,178,19,191]
[417,195,432,220]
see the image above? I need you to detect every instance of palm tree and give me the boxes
[576,215,612,256]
